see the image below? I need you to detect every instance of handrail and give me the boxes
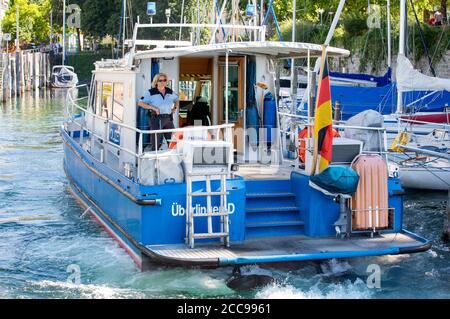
[279,112,388,132]
[66,85,234,182]
[132,22,266,49]
[135,23,265,31]
[398,117,450,128]
[279,111,389,164]
[67,86,233,136]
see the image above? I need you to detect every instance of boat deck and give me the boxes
[145,232,429,266]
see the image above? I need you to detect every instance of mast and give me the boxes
[50,10,53,44]
[260,0,263,25]
[122,0,126,58]
[290,0,297,113]
[179,0,185,40]
[298,0,346,111]
[396,0,407,113]
[62,0,66,66]
[387,0,391,67]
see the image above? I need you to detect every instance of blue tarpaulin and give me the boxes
[330,68,392,87]
[310,166,359,195]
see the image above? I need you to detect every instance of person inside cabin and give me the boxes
[138,73,180,151]
[186,96,211,126]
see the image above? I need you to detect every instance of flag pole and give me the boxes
[310,45,327,176]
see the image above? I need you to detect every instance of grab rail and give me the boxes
[278,112,390,164]
[131,23,266,49]
[397,117,450,128]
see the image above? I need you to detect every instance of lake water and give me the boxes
[0,91,449,299]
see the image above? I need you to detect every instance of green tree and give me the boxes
[2,0,52,44]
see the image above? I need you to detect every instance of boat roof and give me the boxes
[133,41,350,60]
[52,65,75,72]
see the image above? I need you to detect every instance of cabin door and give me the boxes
[218,56,245,155]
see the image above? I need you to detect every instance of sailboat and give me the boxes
[389,127,450,190]
[293,0,450,121]
[382,0,450,191]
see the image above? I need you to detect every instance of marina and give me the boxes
[0,92,449,298]
[0,0,449,300]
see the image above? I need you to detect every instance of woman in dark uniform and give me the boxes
[138,73,179,150]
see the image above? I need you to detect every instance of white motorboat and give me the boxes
[51,65,79,88]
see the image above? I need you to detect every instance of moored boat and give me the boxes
[389,127,450,190]
[51,65,79,88]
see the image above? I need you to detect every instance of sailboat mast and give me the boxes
[50,10,53,44]
[396,0,407,113]
[62,0,66,66]
[122,0,126,58]
[290,0,297,113]
[387,0,391,67]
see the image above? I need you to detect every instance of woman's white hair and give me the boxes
[152,73,169,88]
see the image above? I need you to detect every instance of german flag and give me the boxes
[312,47,333,175]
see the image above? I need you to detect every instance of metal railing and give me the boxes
[397,117,450,129]
[65,85,234,182]
[278,112,390,165]
[130,22,266,51]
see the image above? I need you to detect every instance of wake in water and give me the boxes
[255,278,373,299]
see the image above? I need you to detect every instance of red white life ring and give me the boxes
[298,127,340,163]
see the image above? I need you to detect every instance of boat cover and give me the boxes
[330,68,392,87]
[344,110,384,151]
[309,166,359,195]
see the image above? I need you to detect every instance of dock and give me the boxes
[0,50,51,102]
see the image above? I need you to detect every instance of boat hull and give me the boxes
[398,166,450,191]
[62,127,431,269]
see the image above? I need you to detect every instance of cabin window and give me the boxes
[222,65,239,123]
[95,81,102,115]
[179,81,197,101]
[112,83,124,122]
[101,82,113,118]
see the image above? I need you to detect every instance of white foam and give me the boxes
[31,280,145,299]
[425,269,440,278]
[255,278,373,299]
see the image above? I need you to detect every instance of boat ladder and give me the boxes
[185,173,230,249]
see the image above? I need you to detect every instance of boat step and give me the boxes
[246,220,305,228]
[192,232,229,239]
[245,179,292,194]
[246,206,299,213]
[246,192,295,199]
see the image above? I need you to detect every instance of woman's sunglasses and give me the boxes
[158,79,167,82]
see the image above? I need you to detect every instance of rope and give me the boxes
[409,0,436,77]
[214,0,228,41]
[262,0,283,41]
[428,36,450,76]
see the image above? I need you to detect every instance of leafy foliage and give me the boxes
[2,0,52,44]
[2,0,448,72]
